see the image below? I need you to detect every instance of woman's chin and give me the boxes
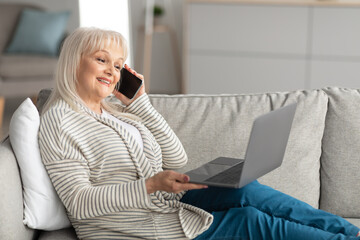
[97,85,113,98]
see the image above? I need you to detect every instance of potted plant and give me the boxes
[153,5,164,25]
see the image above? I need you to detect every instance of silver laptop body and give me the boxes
[185,103,297,188]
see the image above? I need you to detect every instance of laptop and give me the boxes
[185,103,297,188]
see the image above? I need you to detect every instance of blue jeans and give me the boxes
[180,180,359,240]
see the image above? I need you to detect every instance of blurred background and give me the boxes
[0,0,184,139]
[1,0,360,139]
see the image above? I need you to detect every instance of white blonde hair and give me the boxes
[42,27,129,115]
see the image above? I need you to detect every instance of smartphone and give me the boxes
[115,67,143,99]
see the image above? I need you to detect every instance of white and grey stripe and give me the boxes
[39,94,213,239]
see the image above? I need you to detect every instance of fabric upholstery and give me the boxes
[0,4,41,53]
[5,8,69,56]
[0,139,36,240]
[9,98,70,230]
[149,90,328,208]
[346,218,360,229]
[320,87,360,217]
[0,77,55,98]
[0,55,57,78]
[36,88,52,113]
[38,228,77,240]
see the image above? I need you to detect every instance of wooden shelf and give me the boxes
[187,0,360,7]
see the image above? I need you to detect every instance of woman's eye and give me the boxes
[96,58,105,63]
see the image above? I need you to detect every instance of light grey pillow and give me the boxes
[150,89,328,208]
[321,87,360,217]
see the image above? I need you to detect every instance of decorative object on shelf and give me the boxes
[138,0,181,94]
[153,5,164,25]
[154,5,164,17]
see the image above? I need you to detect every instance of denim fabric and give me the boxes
[181,181,359,240]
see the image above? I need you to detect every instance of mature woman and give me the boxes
[39,27,360,240]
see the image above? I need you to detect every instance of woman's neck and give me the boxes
[84,100,102,114]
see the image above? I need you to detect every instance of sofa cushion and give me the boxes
[0,4,42,53]
[38,227,77,240]
[0,55,57,78]
[321,87,360,217]
[0,139,36,240]
[346,218,360,229]
[5,8,69,56]
[149,90,328,208]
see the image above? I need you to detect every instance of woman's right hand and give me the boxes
[113,64,145,106]
[145,170,208,194]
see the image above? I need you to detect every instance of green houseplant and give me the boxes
[153,5,164,25]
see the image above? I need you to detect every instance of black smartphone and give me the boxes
[115,67,143,99]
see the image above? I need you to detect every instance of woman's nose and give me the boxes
[105,63,114,76]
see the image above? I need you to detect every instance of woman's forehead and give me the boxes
[90,39,120,50]
[100,37,122,48]
[85,41,124,58]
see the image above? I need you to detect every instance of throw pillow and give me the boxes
[9,98,70,230]
[6,8,69,56]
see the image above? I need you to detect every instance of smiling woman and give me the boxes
[76,46,124,114]
[78,0,131,65]
[41,27,131,116]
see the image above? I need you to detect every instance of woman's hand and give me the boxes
[113,64,146,106]
[145,170,208,194]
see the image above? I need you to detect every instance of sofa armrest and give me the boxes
[0,137,36,240]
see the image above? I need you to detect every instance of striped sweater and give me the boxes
[39,94,213,239]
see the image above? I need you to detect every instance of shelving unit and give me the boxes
[184,0,360,94]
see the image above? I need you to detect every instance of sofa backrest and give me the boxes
[320,87,360,218]
[149,90,328,209]
[0,3,42,53]
[36,89,328,208]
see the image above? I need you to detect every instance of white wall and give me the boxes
[0,0,79,32]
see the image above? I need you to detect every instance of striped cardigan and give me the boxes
[39,94,213,239]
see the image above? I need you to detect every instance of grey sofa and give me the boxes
[1,87,360,239]
[0,3,59,128]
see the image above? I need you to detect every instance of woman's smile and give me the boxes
[97,77,112,86]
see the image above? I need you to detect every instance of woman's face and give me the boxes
[76,43,124,108]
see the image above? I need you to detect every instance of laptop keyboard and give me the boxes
[205,162,244,184]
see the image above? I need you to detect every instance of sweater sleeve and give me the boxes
[39,109,151,220]
[124,94,188,169]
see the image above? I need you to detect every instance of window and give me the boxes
[79,0,131,65]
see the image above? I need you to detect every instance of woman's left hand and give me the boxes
[113,64,145,106]
[145,170,208,194]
